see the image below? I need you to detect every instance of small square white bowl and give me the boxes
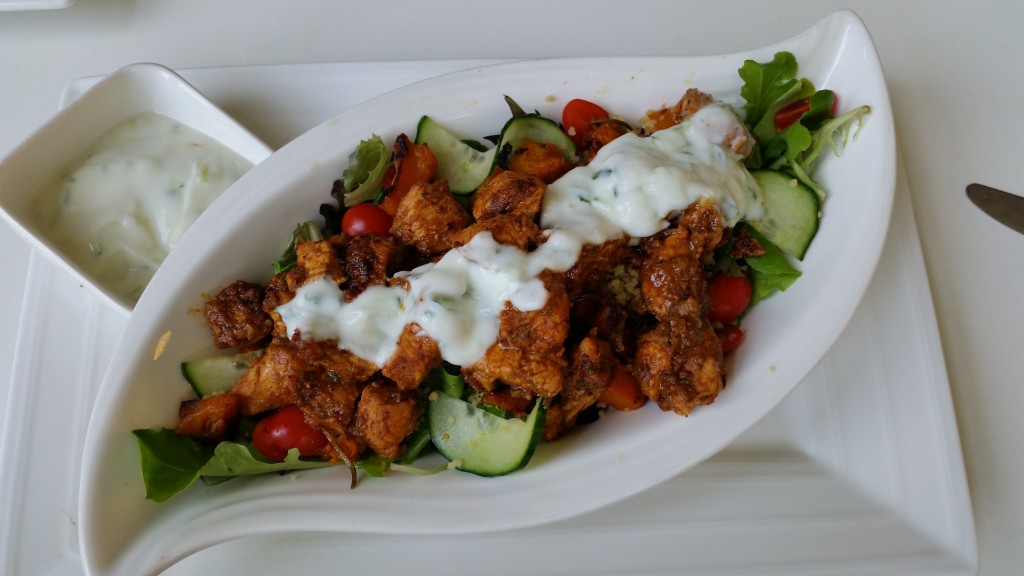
[0,62,273,315]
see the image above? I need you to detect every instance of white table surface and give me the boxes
[0,1,1020,574]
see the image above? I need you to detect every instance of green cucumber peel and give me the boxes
[429,393,546,477]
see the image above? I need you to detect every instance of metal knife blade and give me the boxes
[966,183,1024,235]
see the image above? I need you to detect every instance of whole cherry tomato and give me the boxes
[341,202,393,236]
[562,98,610,147]
[252,405,328,462]
[708,273,753,323]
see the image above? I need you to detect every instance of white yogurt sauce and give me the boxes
[278,103,763,367]
[35,112,253,305]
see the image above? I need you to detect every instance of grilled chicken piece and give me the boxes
[464,271,569,399]
[262,272,294,340]
[204,280,274,352]
[580,120,632,163]
[633,199,726,416]
[589,300,646,359]
[288,239,347,290]
[729,228,767,259]
[352,381,423,459]
[497,271,570,354]
[389,180,469,255]
[230,340,304,416]
[175,393,242,443]
[640,88,754,159]
[563,239,629,301]
[259,238,347,339]
[381,323,442,391]
[296,368,366,463]
[344,233,399,299]
[641,88,714,134]
[545,334,616,440]
[452,214,541,251]
[230,336,377,417]
[472,170,546,221]
[633,315,723,416]
[463,344,566,398]
[506,139,574,183]
[639,200,724,321]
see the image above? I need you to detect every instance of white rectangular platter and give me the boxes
[0,59,977,576]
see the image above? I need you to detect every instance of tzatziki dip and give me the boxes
[34,112,253,305]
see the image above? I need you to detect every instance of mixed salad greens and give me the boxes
[133,52,869,503]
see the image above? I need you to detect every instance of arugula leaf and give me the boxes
[335,134,390,207]
[739,52,816,142]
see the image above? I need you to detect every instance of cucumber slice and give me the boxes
[415,115,497,194]
[428,393,546,477]
[747,169,820,260]
[181,350,261,397]
[496,114,578,165]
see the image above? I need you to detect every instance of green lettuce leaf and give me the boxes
[798,104,872,175]
[335,134,389,207]
[133,428,334,503]
[134,428,216,503]
[200,441,333,478]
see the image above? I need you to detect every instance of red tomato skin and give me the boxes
[562,98,610,147]
[774,93,840,131]
[774,99,811,131]
[252,405,328,462]
[718,323,745,354]
[708,274,753,323]
[341,203,393,236]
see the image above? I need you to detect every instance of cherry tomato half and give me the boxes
[562,98,610,147]
[341,202,393,236]
[252,405,328,462]
[717,323,745,354]
[708,273,753,323]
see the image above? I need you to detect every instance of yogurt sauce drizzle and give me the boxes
[35,112,253,305]
[277,103,764,367]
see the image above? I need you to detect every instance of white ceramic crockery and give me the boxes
[79,11,894,576]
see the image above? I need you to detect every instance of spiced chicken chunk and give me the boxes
[464,271,570,399]
[204,280,273,352]
[471,170,546,221]
[389,180,469,255]
[633,200,728,415]
[353,381,424,460]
